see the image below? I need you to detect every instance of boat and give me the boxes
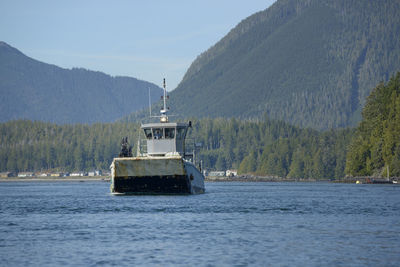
[110,79,205,194]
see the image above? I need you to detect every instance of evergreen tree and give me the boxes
[346,72,400,177]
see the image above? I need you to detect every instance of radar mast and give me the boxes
[160,78,169,123]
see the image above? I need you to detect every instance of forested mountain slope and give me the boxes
[0,41,162,124]
[164,0,400,129]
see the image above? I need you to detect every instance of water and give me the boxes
[0,181,399,266]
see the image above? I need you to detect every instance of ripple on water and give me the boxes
[0,181,399,266]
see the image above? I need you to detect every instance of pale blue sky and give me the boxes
[0,0,275,90]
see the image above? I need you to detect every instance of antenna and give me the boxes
[147,79,174,121]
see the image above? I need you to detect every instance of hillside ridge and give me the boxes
[0,41,162,124]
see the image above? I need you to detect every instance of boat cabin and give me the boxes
[141,122,190,156]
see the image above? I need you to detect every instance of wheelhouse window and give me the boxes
[165,128,175,139]
[152,128,163,139]
[144,128,152,139]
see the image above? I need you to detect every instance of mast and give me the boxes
[160,78,169,123]
[387,165,390,181]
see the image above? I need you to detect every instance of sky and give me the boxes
[0,0,276,90]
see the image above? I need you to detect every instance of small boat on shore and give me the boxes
[110,79,205,194]
[356,178,398,184]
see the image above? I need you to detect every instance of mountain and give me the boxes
[0,41,162,124]
[162,0,400,129]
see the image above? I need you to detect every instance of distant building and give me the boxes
[0,172,15,178]
[226,170,238,177]
[50,173,63,177]
[208,171,226,177]
[71,172,88,177]
[18,172,34,177]
[38,173,50,177]
[88,170,102,177]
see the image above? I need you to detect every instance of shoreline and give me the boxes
[205,177,328,182]
[0,176,331,183]
[1,176,398,184]
[0,176,111,182]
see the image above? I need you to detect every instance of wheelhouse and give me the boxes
[141,122,190,156]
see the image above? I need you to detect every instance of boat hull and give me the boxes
[110,155,205,194]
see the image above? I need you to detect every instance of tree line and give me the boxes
[188,117,353,179]
[1,73,399,178]
[0,117,352,179]
[0,121,139,172]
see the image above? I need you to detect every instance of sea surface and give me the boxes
[0,181,399,266]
